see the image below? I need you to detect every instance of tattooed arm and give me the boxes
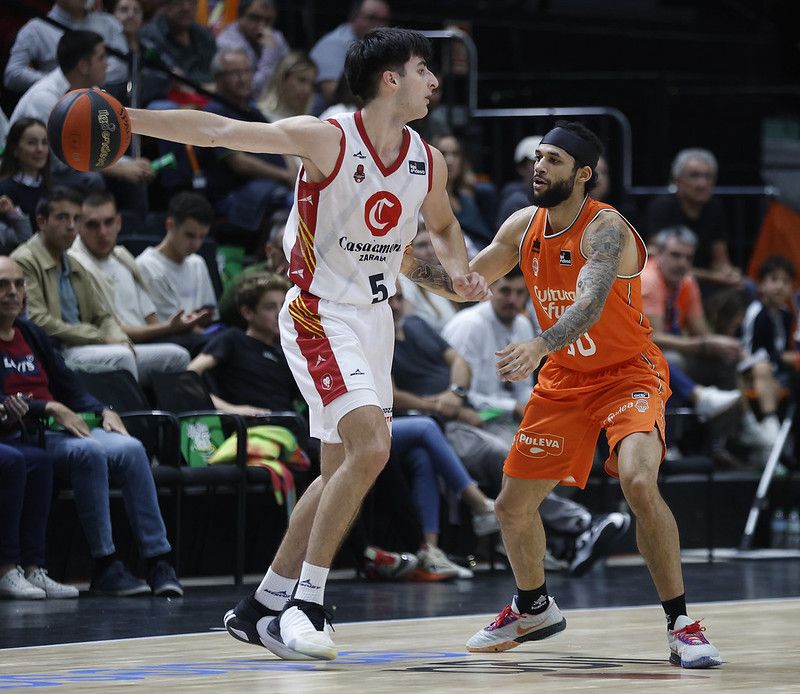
[496,215,627,381]
[399,248,461,299]
[401,205,535,301]
[539,216,626,352]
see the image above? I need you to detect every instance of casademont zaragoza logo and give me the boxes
[515,429,564,458]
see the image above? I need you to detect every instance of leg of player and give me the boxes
[466,476,567,652]
[224,474,325,656]
[267,404,391,660]
[617,429,721,668]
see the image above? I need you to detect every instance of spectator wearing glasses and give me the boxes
[216,0,289,96]
[0,256,181,597]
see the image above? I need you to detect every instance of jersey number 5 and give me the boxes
[369,273,388,303]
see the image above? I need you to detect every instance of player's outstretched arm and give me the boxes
[127,109,338,159]
[470,206,534,284]
[496,215,626,381]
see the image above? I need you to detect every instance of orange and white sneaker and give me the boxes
[668,616,721,668]
[466,597,566,652]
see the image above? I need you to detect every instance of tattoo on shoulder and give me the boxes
[405,259,455,295]
[539,218,626,354]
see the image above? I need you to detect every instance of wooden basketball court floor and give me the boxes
[2,595,799,692]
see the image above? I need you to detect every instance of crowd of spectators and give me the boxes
[0,0,795,600]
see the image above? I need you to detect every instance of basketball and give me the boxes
[47,88,131,172]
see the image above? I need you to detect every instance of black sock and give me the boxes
[94,554,116,577]
[515,582,549,614]
[662,593,687,630]
[147,553,171,573]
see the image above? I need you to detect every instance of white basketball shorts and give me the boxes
[279,286,394,443]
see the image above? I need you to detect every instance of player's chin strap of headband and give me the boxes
[540,127,600,169]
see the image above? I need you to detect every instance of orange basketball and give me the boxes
[48,88,131,172]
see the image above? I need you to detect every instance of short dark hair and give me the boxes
[167,191,214,227]
[344,27,430,103]
[83,190,117,210]
[57,30,104,75]
[503,264,524,280]
[36,186,84,220]
[758,255,796,282]
[552,120,604,195]
[236,273,290,311]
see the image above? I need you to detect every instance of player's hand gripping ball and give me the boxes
[48,88,131,172]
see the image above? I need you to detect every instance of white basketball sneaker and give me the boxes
[262,599,337,661]
[668,616,722,668]
[466,597,566,652]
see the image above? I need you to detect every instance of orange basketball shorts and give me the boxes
[504,342,671,488]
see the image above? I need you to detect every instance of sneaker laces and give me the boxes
[672,619,709,644]
[488,604,518,630]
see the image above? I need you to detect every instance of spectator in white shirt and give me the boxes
[4,0,128,96]
[135,192,217,335]
[69,191,198,367]
[442,266,535,446]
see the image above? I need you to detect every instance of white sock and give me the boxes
[293,561,329,605]
[254,568,296,611]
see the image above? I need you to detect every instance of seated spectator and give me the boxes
[69,191,195,364]
[216,0,289,97]
[433,134,496,252]
[135,192,218,338]
[391,415,498,580]
[112,0,144,52]
[188,273,296,416]
[10,31,154,212]
[139,0,217,93]
[643,148,742,294]
[187,272,317,461]
[3,0,128,96]
[442,267,533,446]
[0,256,181,597]
[496,135,539,228]
[12,187,186,384]
[398,223,458,332]
[0,397,78,599]
[257,52,318,122]
[642,225,771,461]
[111,0,170,106]
[741,256,799,441]
[0,118,50,229]
[389,283,627,575]
[203,49,293,237]
[218,209,288,328]
[309,0,390,108]
[0,118,52,254]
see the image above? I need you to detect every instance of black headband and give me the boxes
[540,126,600,169]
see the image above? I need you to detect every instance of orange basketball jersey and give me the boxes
[520,197,652,372]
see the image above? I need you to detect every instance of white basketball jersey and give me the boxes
[283,111,432,305]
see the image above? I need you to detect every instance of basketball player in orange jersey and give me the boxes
[412,121,720,668]
[125,28,488,661]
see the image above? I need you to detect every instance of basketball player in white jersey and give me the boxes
[127,28,488,661]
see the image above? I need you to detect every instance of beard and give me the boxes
[532,175,575,208]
